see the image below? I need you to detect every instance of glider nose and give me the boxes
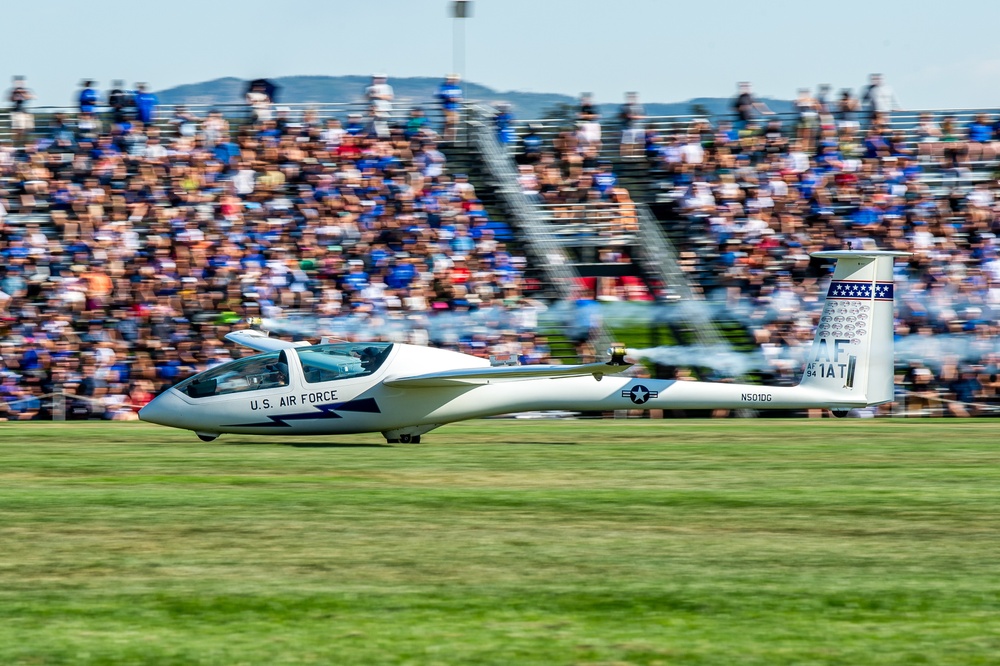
[139,389,183,427]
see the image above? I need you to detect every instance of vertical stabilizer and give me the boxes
[799,251,907,406]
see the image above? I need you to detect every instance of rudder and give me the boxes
[799,251,907,406]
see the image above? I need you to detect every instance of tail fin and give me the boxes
[799,251,907,406]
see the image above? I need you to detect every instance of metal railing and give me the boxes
[467,105,579,299]
[535,202,638,247]
[502,108,1000,161]
[0,100,443,141]
[466,104,619,355]
[7,101,999,150]
[633,203,730,351]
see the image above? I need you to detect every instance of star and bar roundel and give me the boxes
[622,385,658,405]
[826,281,894,301]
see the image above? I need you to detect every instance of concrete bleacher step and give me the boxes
[611,158,661,204]
[440,141,561,302]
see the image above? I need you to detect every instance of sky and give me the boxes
[6,0,1000,110]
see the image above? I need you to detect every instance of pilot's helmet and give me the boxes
[360,346,381,363]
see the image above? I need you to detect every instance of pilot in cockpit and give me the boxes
[358,346,382,371]
[262,359,289,387]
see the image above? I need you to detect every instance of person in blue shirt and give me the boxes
[437,73,463,141]
[520,124,542,165]
[593,160,617,197]
[344,113,366,136]
[213,139,241,171]
[451,224,476,254]
[863,127,891,160]
[76,81,102,141]
[966,114,996,163]
[134,83,157,125]
[50,113,76,147]
[386,258,417,289]
[342,260,370,293]
[78,80,99,114]
[494,103,516,145]
[851,197,882,228]
[814,141,843,173]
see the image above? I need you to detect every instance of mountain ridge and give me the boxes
[155,75,794,120]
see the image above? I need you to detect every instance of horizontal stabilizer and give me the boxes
[383,360,632,388]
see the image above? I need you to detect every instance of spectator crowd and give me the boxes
[498,75,1000,415]
[4,72,1000,419]
[0,75,548,420]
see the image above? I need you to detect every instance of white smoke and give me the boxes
[893,333,1000,369]
[255,282,999,375]
[261,306,543,346]
[628,344,766,377]
[627,343,813,379]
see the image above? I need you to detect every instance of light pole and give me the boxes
[451,0,472,83]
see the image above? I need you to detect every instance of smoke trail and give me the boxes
[628,344,765,377]
[893,333,1000,368]
[628,333,1000,382]
[627,344,812,378]
[256,278,999,374]
[262,305,549,346]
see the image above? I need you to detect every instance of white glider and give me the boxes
[139,251,905,442]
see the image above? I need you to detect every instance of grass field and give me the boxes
[2,419,1000,665]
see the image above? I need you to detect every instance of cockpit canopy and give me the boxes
[175,342,393,399]
[297,342,392,384]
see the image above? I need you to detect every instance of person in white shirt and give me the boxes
[246,82,272,123]
[862,73,902,123]
[785,140,811,173]
[321,118,345,149]
[517,164,539,196]
[366,74,394,116]
[679,134,704,165]
[366,74,394,137]
[232,165,256,196]
[143,136,168,160]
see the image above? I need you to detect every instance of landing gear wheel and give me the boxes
[383,427,436,444]
[830,409,850,418]
[196,433,219,442]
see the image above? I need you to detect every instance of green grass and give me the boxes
[1,419,999,665]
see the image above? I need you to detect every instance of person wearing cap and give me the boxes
[437,73,463,142]
[494,102,516,145]
[246,81,272,124]
[134,83,158,125]
[7,76,34,144]
[366,74,393,117]
[78,80,99,115]
[618,92,645,158]
[344,113,366,137]
[108,80,134,124]
[76,80,102,139]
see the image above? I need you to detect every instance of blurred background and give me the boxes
[2,0,1000,420]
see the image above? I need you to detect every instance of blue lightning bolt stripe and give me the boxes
[223,397,380,428]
